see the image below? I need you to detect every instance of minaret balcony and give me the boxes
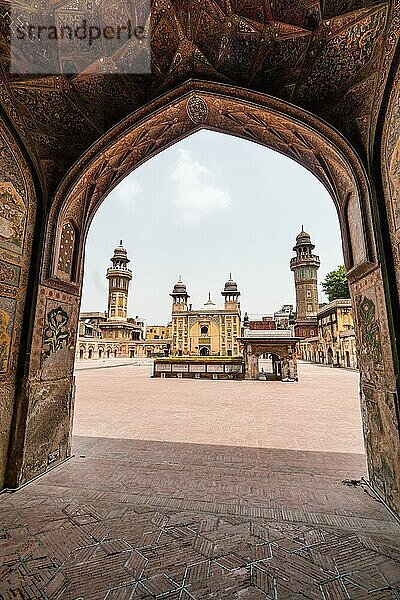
[290,255,320,269]
[106,267,132,277]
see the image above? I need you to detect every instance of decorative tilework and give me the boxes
[0,260,21,288]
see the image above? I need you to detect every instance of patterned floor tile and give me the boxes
[0,437,399,599]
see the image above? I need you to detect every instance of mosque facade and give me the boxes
[169,276,242,357]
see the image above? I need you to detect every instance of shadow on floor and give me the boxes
[0,437,399,598]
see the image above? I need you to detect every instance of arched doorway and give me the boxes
[5,83,400,514]
[200,346,210,357]
[259,353,283,381]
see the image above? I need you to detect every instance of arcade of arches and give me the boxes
[1,0,400,524]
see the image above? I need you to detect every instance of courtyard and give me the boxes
[73,360,364,454]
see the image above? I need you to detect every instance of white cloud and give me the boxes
[169,149,231,224]
[109,175,142,211]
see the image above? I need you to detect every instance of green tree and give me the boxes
[321,265,350,302]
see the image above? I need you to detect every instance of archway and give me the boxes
[259,353,283,381]
[6,82,400,514]
[242,336,298,382]
[200,347,210,357]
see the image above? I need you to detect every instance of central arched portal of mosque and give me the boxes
[2,82,400,506]
[2,79,400,515]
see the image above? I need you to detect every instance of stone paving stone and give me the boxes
[215,553,247,571]
[183,560,210,585]
[140,573,179,596]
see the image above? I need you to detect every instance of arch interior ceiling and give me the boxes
[0,0,396,194]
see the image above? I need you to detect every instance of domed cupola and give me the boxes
[221,273,240,307]
[293,226,315,255]
[110,240,130,270]
[223,275,239,293]
[170,276,190,310]
[296,227,311,242]
[171,278,188,295]
[114,240,127,253]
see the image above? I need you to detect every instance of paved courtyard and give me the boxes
[1,362,400,598]
[73,361,364,454]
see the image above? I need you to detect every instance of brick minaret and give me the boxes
[290,227,320,338]
[106,241,132,321]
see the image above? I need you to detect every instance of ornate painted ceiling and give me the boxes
[0,0,399,195]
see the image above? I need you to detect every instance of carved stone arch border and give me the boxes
[381,55,400,308]
[44,81,378,293]
[15,80,400,514]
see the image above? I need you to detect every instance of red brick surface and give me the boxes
[0,437,399,599]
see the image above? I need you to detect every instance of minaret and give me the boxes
[170,277,189,312]
[106,241,132,321]
[221,274,241,311]
[290,227,320,337]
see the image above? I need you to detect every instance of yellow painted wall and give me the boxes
[146,325,168,340]
[171,308,241,357]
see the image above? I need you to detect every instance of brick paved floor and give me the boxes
[73,361,364,453]
[1,363,400,599]
[1,438,400,599]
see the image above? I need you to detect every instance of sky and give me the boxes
[81,130,344,324]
